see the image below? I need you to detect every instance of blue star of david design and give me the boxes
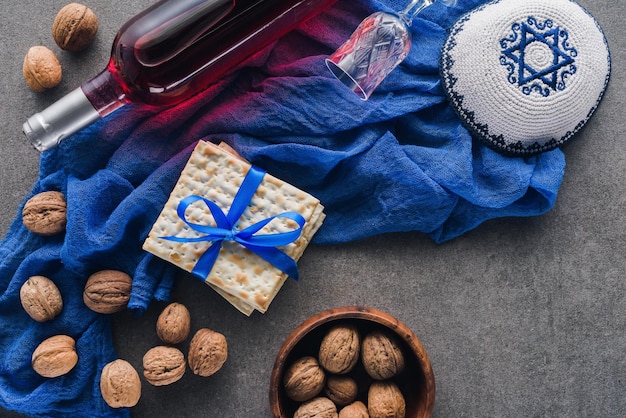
[502,21,576,92]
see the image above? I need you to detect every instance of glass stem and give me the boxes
[398,0,434,26]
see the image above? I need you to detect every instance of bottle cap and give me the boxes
[23,88,100,152]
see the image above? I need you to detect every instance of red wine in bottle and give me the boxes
[24,0,338,152]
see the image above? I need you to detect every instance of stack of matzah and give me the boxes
[143,141,325,315]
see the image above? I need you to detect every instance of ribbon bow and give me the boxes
[160,166,305,281]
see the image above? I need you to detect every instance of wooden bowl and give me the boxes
[269,306,435,417]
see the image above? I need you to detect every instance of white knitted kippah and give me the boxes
[440,0,611,156]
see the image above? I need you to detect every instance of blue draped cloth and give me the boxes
[0,0,565,415]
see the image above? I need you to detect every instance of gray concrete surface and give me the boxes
[0,0,624,417]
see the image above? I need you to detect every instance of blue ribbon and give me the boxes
[159,166,305,281]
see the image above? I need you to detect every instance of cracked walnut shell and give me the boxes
[52,3,99,51]
[31,334,78,378]
[143,346,186,386]
[188,328,228,377]
[20,275,63,322]
[283,356,326,402]
[23,46,62,92]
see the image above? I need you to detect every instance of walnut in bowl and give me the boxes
[270,306,435,418]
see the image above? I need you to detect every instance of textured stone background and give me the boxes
[0,1,623,416]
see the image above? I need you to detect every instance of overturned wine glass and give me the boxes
[326,0,457,100]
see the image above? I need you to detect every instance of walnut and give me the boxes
[83,270,132,314]
[22,46,62,92]
[283,356,326,402]
[318,324,360,374]
[31,335,78,378]
[20,275,63,322]
[338,401,369,418]
[294,397,338,418]
[361,330,405,380]
[22,191,67,236]
[143,346,186,386]
[52,3,99,52]
[156,302,191,344]
[188,328,227,377]
[324,375,358,406]
[367,381,405,418]
[100,359,141,408]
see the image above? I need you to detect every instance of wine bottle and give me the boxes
[23,0,338,152]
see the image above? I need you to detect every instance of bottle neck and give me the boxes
[22,67,128,152]
[81,66,128,117]
[23,88,101,152]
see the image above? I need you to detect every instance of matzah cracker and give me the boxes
[213,142,326,314]
[143,141,324,314]
[209,208,324,317]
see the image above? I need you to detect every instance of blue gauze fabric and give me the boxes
[0,0,565,415]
